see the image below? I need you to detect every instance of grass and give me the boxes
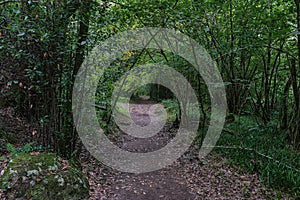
[213,115,300,197]
[161,98,300,197]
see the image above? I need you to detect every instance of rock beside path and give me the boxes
[1,152,89,200]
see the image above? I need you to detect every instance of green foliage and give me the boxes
[6,143,50,159]
[6,143,18,157]
[215,116,300,197]
[0,156,8,161]
[161,99,179,122]
[132,84,151,99]
[0,153,89,199]
[1,0,300,197]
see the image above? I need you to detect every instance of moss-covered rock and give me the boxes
[1,152,89,200]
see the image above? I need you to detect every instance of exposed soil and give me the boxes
[0,100,292,199]
[80,98,291,200]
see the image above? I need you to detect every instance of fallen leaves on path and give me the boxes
[79,100,292,200]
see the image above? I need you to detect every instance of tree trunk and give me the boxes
[288,0,300,148]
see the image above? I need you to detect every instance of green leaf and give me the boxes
[7,81,12,86]
[6,143,17,156]
[80,40,87,45]
[0,157,7,161]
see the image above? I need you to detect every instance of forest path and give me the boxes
[81,99,286,200]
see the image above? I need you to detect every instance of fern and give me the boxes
[6,143,17,156]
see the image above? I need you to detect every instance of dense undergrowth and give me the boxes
[215,116,300,198]
[162,98,300,198]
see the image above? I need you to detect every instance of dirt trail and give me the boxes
[81,99,289,200]
[0,102,290,199]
